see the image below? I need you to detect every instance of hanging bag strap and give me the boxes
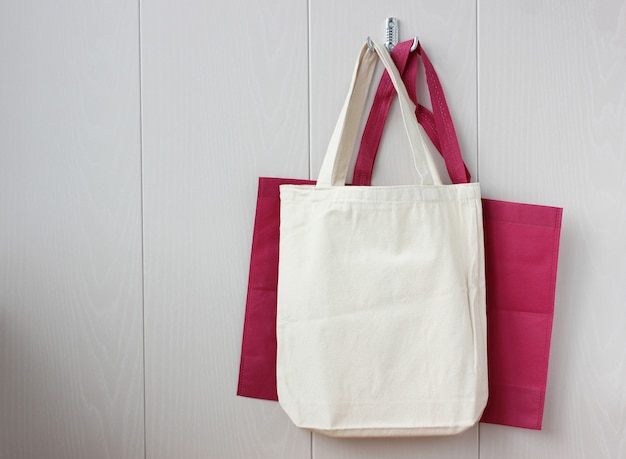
[353,41,442,185]
[418,44,470,184]
[317,40,442,187]
[352,40,471,186]
[352,41,441,185]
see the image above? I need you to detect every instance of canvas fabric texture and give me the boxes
[275,41,488,437]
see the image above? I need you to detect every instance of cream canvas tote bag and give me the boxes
[276,40,488,437]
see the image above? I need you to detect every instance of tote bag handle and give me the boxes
[353,41,471,186]
[351,40,431,185]
[316,40,443,187]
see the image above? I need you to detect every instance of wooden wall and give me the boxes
[1,0,624,457]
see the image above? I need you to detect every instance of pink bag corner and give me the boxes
[480,198,562,429]
[237,177,312,401]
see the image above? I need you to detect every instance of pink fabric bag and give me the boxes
[237,40,563,430]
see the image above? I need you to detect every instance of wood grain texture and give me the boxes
[478,0,626,457]
[0,1,144,458]
[3,0,625,457]
[309,1,479,458]
[140,0,311,457]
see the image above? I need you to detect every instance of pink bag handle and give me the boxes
[318,40,442,186]
[352,40,471,185]
[350,40,435,184]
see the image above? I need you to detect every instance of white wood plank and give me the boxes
[478,0,626,458]
[309,1,479,458]
[0,2,144,458]
[141,1,311,457]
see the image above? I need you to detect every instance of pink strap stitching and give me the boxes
[353,40,471,185]
[352,41,413,185]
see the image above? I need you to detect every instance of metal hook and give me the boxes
[385,17,399,51]
[384,18,418,52]
[373,21,418,53]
